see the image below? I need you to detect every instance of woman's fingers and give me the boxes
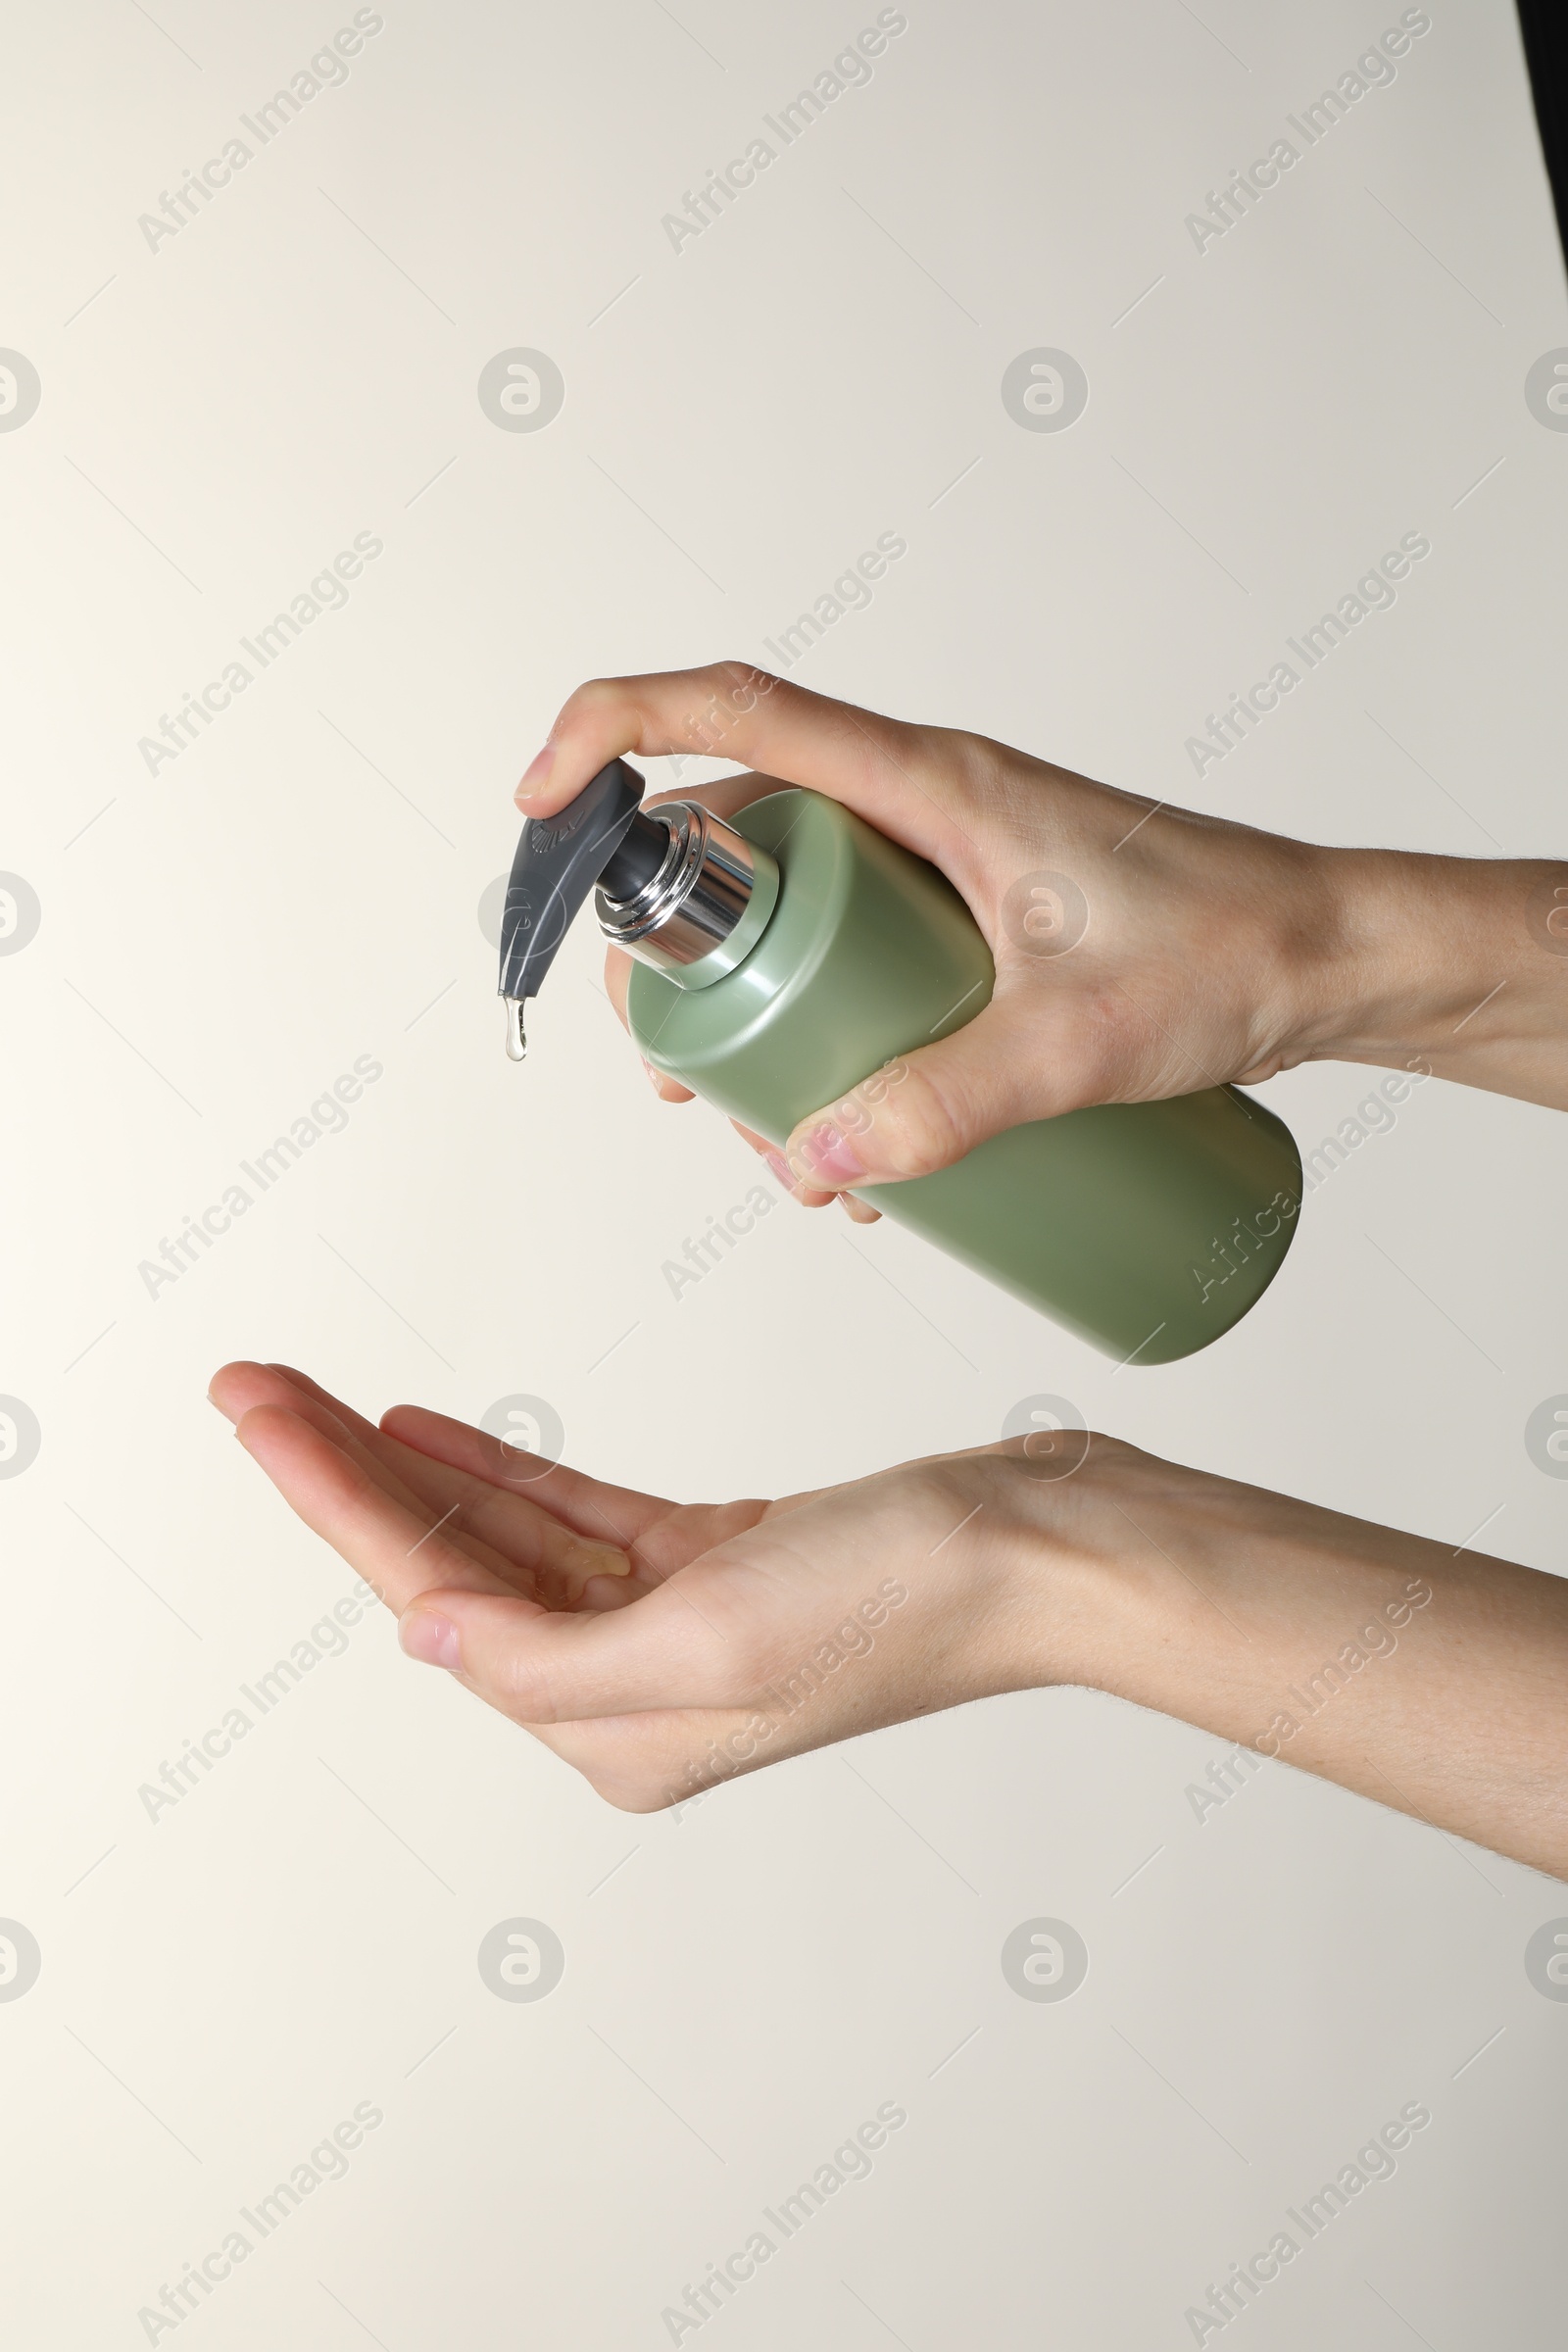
[234,1398,640,1628]
[732,1114,883,1220]
[377,1401,681,1562]
[782,995,1075,1189]
[718,1118,833,1211]
[213,1363,635,1606]
[396,1565,748,1728]
[218,1394,784,1791]
[217,1362,727,1600]
[515,662,963,869]
[232,1402,528,1613]
[392,1472,948,1735]
[212,1357,357,1438]
[216,1370,463,1540]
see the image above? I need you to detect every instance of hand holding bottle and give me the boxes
[516,662,1568,1200]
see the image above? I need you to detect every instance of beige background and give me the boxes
[2,0,1566,2344]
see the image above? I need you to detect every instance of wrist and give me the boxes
[1288,845,1568,1089]
[1002,1438,1321,1710]
[1013,1442,1432,1746]
[994,1438,1568,1880]
[987,1441,1225,1696]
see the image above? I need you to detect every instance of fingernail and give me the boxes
[515,744,555,803]
[400,1610,461,1669]
[642,1058,666,1096]
[795,1121,865,1188]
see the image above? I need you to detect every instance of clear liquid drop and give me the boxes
[504,998,526,1061]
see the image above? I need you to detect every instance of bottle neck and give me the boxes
[595,802,780,990]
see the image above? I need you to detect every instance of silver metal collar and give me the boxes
[595,801,779,987]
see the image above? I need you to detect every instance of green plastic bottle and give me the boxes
[498,760,1302,1362]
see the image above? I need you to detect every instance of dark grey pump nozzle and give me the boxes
[497,758,664,1058]
[497,757,782,1058]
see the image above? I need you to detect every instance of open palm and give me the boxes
[208,1362,1016,1811]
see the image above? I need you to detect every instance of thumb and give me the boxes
[782,1002,1047,1189]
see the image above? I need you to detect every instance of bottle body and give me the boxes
[625,791,1301,1362]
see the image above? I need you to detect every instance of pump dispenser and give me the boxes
[498,760,1303,1362]
[498,758,779,1055]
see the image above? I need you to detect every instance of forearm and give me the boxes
[1032,1452,1568,1879]
[1298,848,1568,1109]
